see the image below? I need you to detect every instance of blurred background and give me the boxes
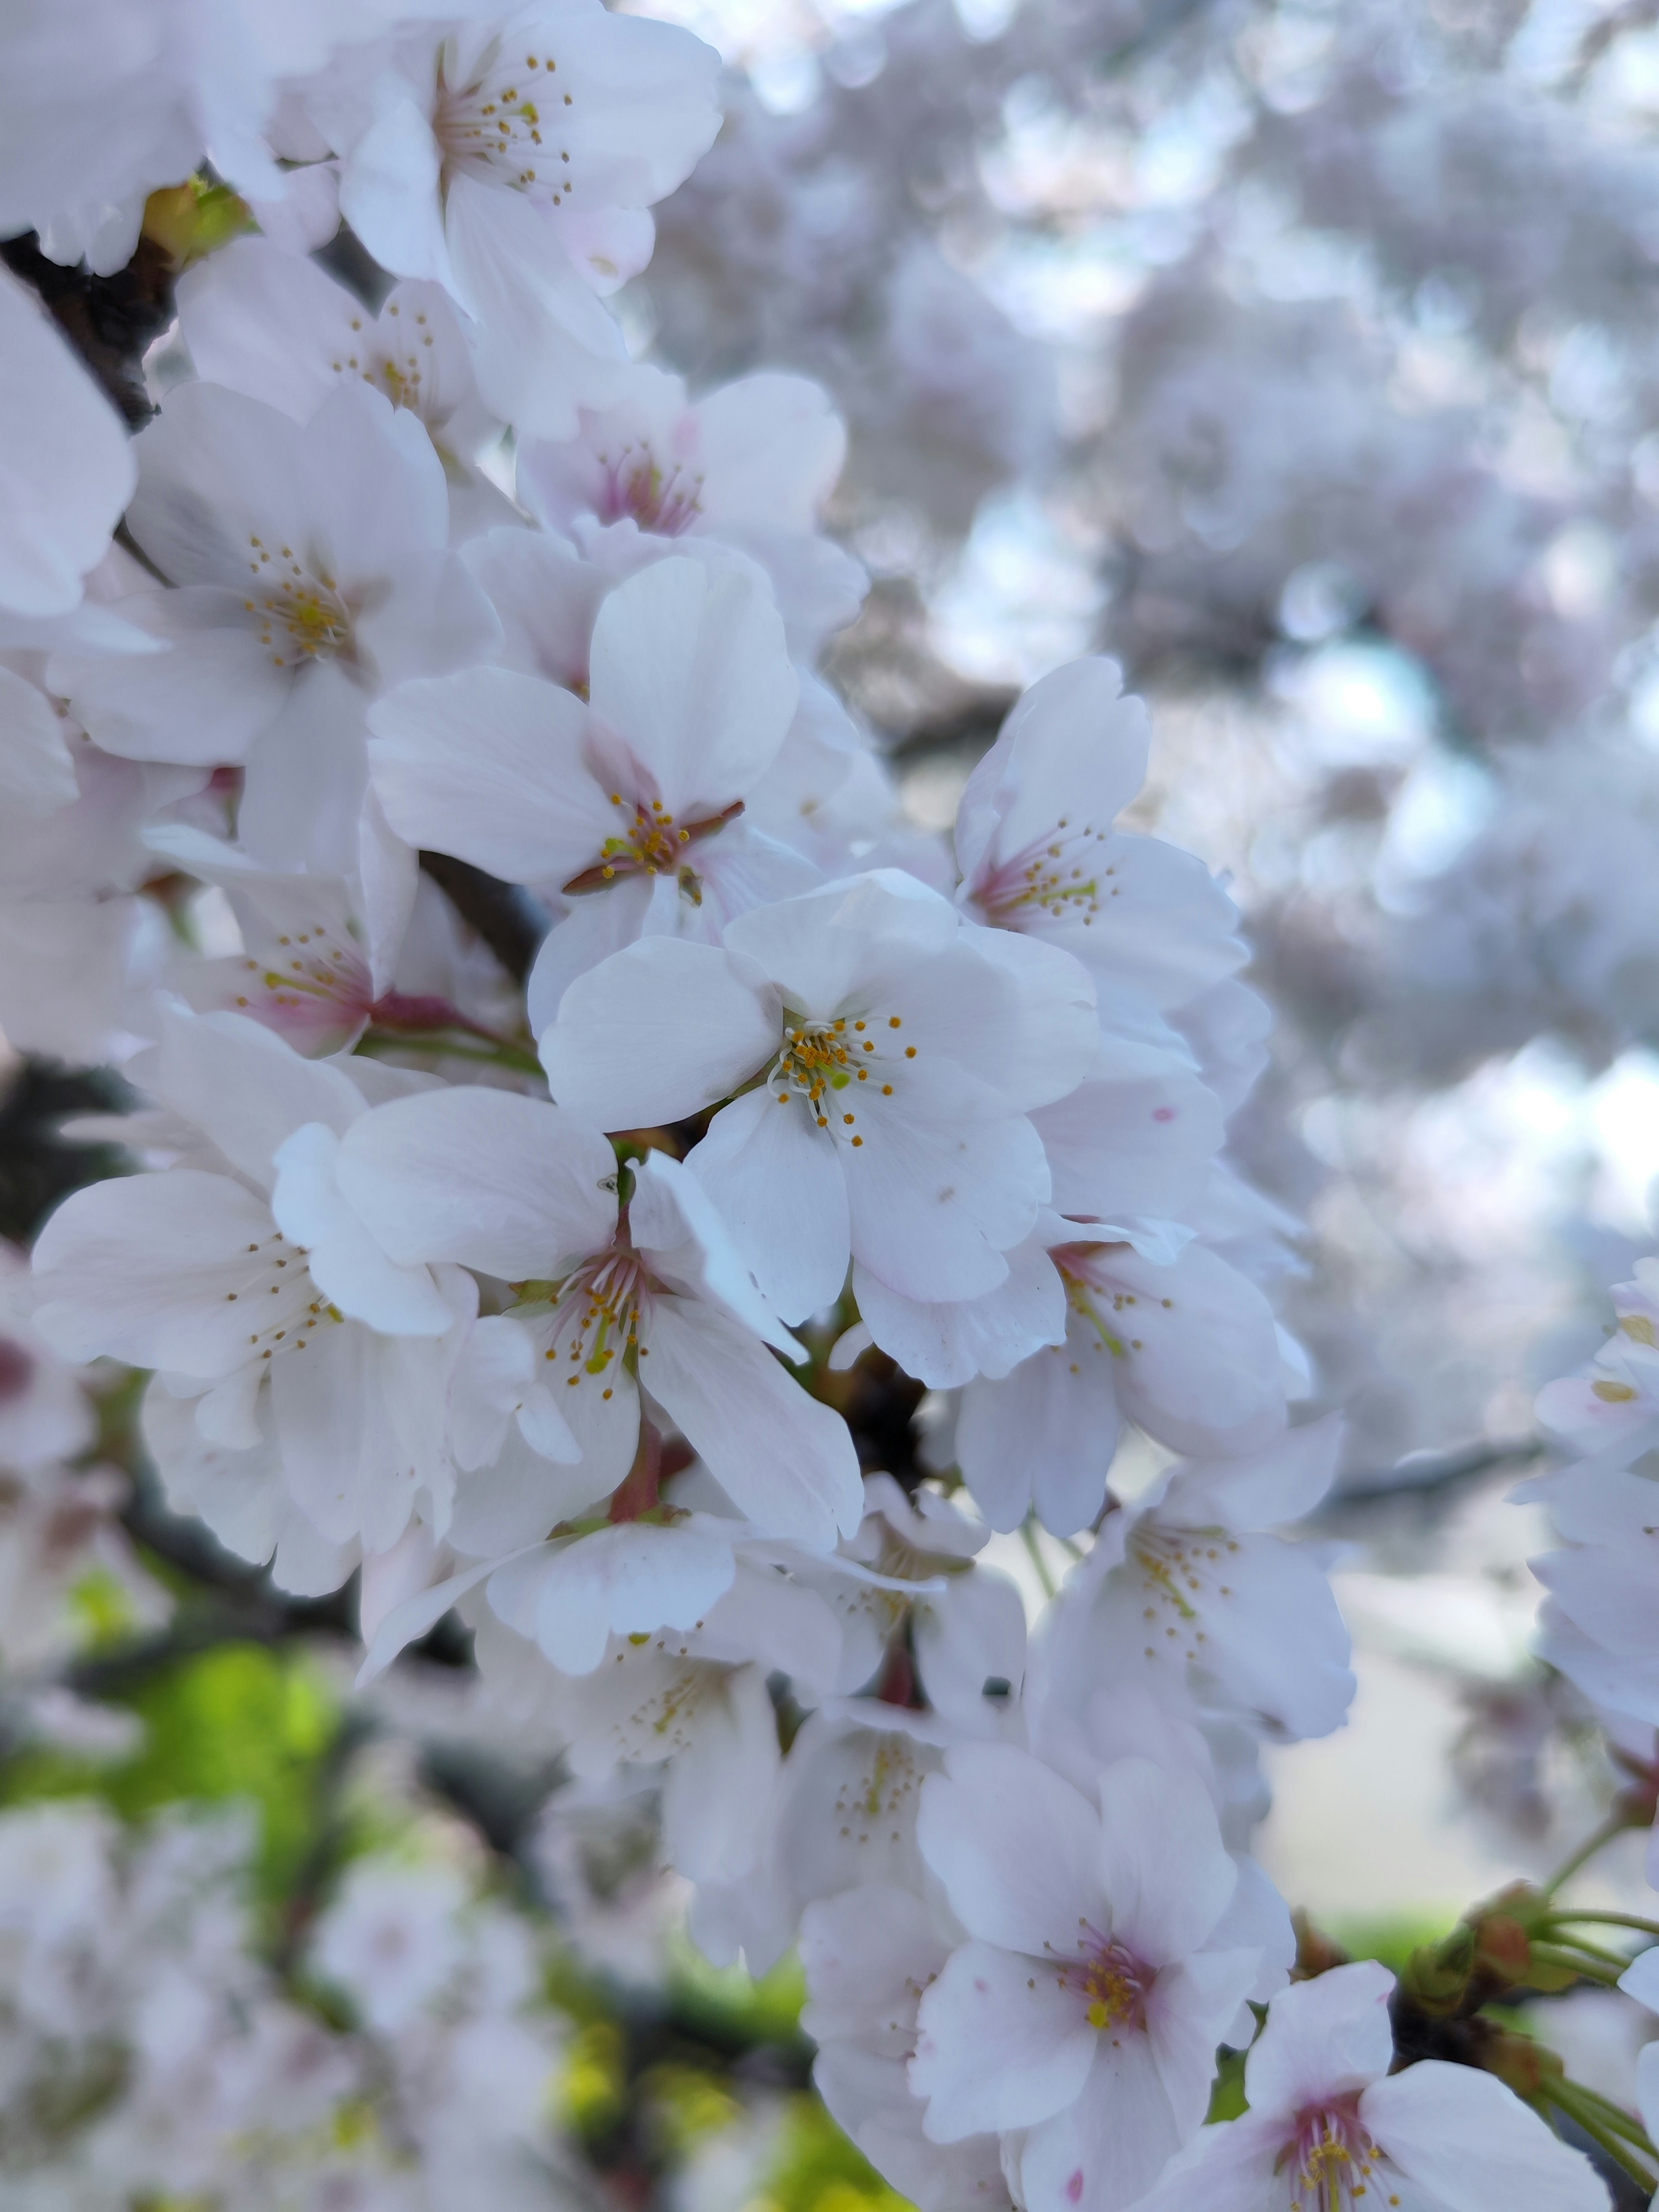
[13,0,1659,2201]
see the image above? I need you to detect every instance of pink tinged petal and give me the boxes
[1123,2111,1294,2212]
[692,374,847,534]
[1019,2036,1186,2212]
[914,1569,1028,1737]
[508,1519,736,1678]
[1097,1242,1287,1459]
[175,235,360,422]
[917,1743,1108,1956]
[1095,1757,1236,1966]
[957,1322,1122,1537]
[628,1148,804,1357]
[540,7,721,206]
[334,1087,617,1279]
[540,936,779,1128]
[0,665,77,814]
[141,1377,286,1571]
[1032,1051,1223,1224]
[124,381,317,591]
[661,1663,780,1881]
[723,868,961,1013]
[1244,1959,1395,2118]
[446,176,629,444]
[841,1065,1049,1305]
[64,588,294,764]
[1362,2060,1610,2212]
[1164,1411,1345,1530]
[151,1003,365,1188]
[1180,1529,1355,1741]
[270,1123,453,1336]
[1145,1948,1263,2136]
[461,524,604,691]
[800,1884,946,2054]
[956,658,1151,889]
[353,545,502,690]
[910,1942,1097,2140]
[236,660,369,878]
[356,1555,501,1686]
[0,269,134,617]
[644,1296,863,1547]
[526,875,658,1035]
[448,1423,601,1557]
[32,1170,280,1376]
[337,93,456,293]
[368,666,607,886]
[687,1086,850,1326]
[1060,834,1246,1010]
[588,557,798,816]
[956,925,1099,1112]
[853,1232,1066,1390]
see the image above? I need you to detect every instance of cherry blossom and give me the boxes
[1133,1961,1606,2212]
[542,869,1098,1324]
[909,1744,1271,2212]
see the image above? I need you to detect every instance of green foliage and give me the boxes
[0,1642,339,1910]
[1327,1912,1453,1977]
[755,2093,915,2212]
[667,1925,808,2046]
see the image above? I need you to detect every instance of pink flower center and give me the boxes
[973,816,1117,931]
[1280,2098,1389,2212]
[594,445,705,535]
[435,42,578,208]
[561,792,744,901]
[545,1246,652,1404]
[1054,1931,1151,2040]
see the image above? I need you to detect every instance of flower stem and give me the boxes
[1540,1812,1634,1898]
[1020,1518,1058,1602]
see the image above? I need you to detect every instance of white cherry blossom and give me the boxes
[1133,1961,1607,2212]
[909,1745,1269,2212]
[954,657,1245,1021]
[56,379,500,874]
[369,553,814,1025]
[311,5,721,439]
[31,1006,471,1582]
[518,362,865,651]
[542,869,1099,1324]
[329,1081,864,1548]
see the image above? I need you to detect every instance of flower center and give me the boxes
[594,445,705,535]
[231,923,372,1039]
[225,1231,338,1366]
[434,43,576,207]
[543,1248,651,1403]
[330,300,443,429]
[1281,2100,1389,2212]
[768,1013,912,1149]
[1054,1932,1151,2039]
[975,817,1119,931]
[561,794,744,900]
[242,538,353,668]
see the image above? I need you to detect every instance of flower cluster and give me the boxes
[0,1799,571,2207]
[0,2,1635,2208]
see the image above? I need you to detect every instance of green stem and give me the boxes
[358,1030,546,1078]
[1020,1518,1058,1602]
[1545,2081,1659,2187]
[1551,1908,1659,1941]
[1526,1942,1625,1986]
[1541,1812,1632,1898]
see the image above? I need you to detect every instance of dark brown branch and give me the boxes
[418,851,548,986]
[0,231,177,427]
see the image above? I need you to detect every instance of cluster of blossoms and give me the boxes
[4,1,1659,2209]
[0,1798,572,2208]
